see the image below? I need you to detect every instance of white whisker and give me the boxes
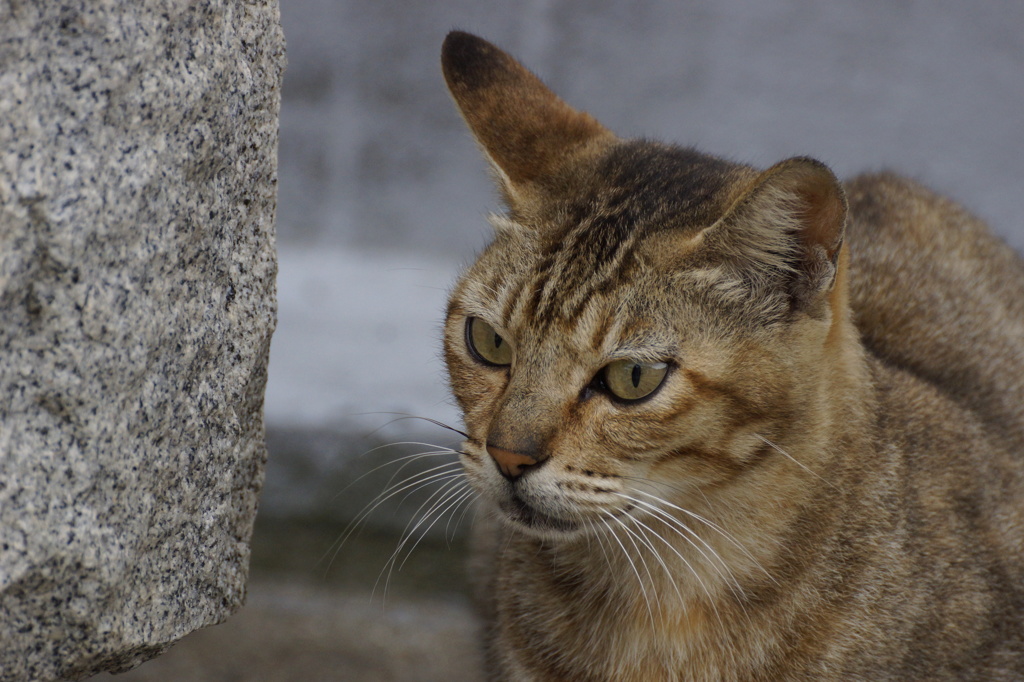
[379,447,464,492]
[619,496,744,629]
[333,444,462,501]
[451,491,478,541]
[623,514,687,605]
[397,484,475,571]
[618,494,740,592]
[350,412,469,439]
[599,516,655,625]
[356,462,465,531]
[391,472,468,554]
[606,511,659,601]
[628,508,731,624]
[377,477,471,598]
[322,459,464,572]
[625,487,777,585]
[754,433,839,492]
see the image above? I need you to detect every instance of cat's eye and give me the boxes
[602,359,669,401]
[466,317,513,366]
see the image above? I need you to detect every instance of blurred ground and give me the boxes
[96,519,482,681]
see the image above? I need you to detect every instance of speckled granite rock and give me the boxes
[0,2,284,680]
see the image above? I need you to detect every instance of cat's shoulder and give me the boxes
[843,171,1024,441]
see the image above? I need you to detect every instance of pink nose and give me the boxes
[486,444,546,480]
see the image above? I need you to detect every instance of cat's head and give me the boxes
[441,32,850,540]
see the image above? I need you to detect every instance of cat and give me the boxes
[438,30,1024,680]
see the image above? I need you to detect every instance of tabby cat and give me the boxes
[439,31,1024,680]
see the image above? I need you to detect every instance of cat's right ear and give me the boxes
[441,31,615,210]
[701,157,848,313]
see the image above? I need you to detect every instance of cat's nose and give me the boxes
[486,443,548,481]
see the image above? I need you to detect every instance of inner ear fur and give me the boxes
[705,157,848,304]
[441,31,615,208]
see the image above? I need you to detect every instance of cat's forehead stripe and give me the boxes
[531,227,643,326]
[523,144,744,326]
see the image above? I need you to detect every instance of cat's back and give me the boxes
[840,175,1024,676]
[845,172,1024,444]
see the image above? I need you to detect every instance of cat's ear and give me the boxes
[441,31,615,209]
[707,157,847,309]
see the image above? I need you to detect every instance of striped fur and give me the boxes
[441,31,1024,680]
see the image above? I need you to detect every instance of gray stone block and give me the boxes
[0,2,284,679]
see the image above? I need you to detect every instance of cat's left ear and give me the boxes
[441,31,616,210]
[708,157,847,309]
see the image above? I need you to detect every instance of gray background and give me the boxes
[279,0,1024,253]
[265,0,1024,521]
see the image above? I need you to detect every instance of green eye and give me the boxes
[466,317,513,366]
[603,359,669,401]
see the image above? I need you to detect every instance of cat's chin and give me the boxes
[498,494,582,536]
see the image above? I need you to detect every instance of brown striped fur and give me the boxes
[440,31,1024,680]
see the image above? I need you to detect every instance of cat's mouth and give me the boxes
[501,493,579,533]
[499,494,636,534]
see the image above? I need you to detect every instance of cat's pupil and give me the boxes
[494,334,503,349]
[631,363,641,388]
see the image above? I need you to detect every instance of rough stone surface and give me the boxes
[0,2,284,680]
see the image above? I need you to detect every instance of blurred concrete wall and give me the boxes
[278,0,1024,255]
